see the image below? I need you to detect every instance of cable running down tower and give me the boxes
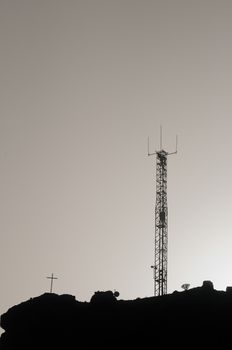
[148,128,177,296]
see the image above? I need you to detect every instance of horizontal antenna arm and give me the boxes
[167,151,177,156]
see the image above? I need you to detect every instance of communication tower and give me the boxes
[148,127,177,296]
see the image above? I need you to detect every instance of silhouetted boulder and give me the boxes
[202,280,214,290]
[90,290,117,304]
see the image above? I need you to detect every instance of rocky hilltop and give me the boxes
[1,281,232,348]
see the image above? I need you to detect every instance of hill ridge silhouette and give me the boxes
[1,281,232,348]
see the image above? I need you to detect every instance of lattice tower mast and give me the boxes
[148,128,177,296]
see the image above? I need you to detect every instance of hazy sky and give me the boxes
[1,0,232,323]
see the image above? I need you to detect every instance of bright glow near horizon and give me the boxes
[1,1,232,329]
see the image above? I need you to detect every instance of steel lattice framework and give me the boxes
[148,132,177,297]
[155,150,168,296]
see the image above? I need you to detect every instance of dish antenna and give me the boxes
[181,283,190,291]
[113,290,120,298]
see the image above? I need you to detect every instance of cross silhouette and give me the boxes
[46,273,58,293]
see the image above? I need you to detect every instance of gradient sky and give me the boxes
[1,0,232,324]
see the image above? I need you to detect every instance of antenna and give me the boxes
[148,128,178,155]
[148,129,178,297]
[113,290,120,298]
[160,125,163,150]
[181,283,190,291]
